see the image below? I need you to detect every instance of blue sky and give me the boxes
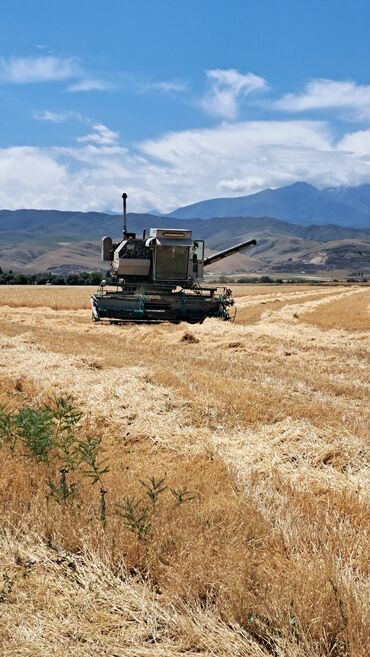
[1,0,370,212]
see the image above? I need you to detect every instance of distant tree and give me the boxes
[34,274,49,285]
[11,273,28,285]
[66,273,80,285]
[259,275,273,283]
[88,272,102,285]
[0,269,107,286]
[53,276,66,285]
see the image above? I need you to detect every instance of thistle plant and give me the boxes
[116,496,151,541]
[99,487,108,529]
[0,406,16,452]
[15,407,54,462]
[47,395,82,470]
[170,485,194,506]
[47,467,76,507]
[77,436,110,527]
[77,436,110,485]
[140,476,166,504]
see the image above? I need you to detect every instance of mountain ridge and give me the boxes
[168,181,370,229]
[1,181,370,274]
[1,208,369,275]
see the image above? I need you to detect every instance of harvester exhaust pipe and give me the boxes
[122,192,128,237]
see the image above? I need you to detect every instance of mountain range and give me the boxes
[169,181,370,229]
[0,182,369,275]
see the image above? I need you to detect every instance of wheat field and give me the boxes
[0,283,369,656]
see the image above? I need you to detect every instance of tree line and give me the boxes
[0,268,108,285]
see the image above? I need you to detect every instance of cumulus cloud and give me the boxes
[0,147,68,209]
[338,128,370,155]
[199,69,267,120]
[4,66,370,213]
[275,78,370,120]
[77,123,119,146]
[2,118,370,214]
[0,55,79,84]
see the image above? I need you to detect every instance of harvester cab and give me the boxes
[103,227,201,284]
[91,193,256,324]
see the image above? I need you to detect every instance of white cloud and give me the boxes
[199,69,267,120]
[3,67,370,214]
[0,147,68,209]
[77,123,119,146]
[34,110,66,122]
[275,79,370,120]
[68,78,113,92]
[0,54,113,93]
[0,56,79,84]
[139,79,188,94]
[218,176,266,192]
[33,110,83,123]
[3,118,370,214]
[338,128,370,155]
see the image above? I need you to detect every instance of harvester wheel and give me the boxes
[229,306,237,323]
[91,299,100,322]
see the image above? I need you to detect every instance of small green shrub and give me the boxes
[0,406,15,450]
[77,436,110,485]
[47,467,77,506]
[170,485,194,505]
[116,496,152,541]
[48,395,82,469]
[77,436,110,528]
[140,476,166,505]
[16,407,54,462]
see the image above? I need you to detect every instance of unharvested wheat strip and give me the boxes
[261,286,365,321]
[245,288,369,349]
[235,285,344,309]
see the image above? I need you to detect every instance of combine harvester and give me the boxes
[91,193,256,324]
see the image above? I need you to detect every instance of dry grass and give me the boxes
[0,283,314,310]
[235,287,338,325]
[0,284,96,310]
[300,287,370,331]
[0,284,369,656]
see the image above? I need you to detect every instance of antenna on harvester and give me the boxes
[122,192,128,237]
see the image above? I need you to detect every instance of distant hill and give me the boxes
[168,181,370,229]
[0,207,369,276]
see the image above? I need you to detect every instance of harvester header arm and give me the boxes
[203,238,256,268]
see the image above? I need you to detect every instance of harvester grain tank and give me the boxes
[91,193,256,323]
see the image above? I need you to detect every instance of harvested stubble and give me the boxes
[0,284,369,656]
